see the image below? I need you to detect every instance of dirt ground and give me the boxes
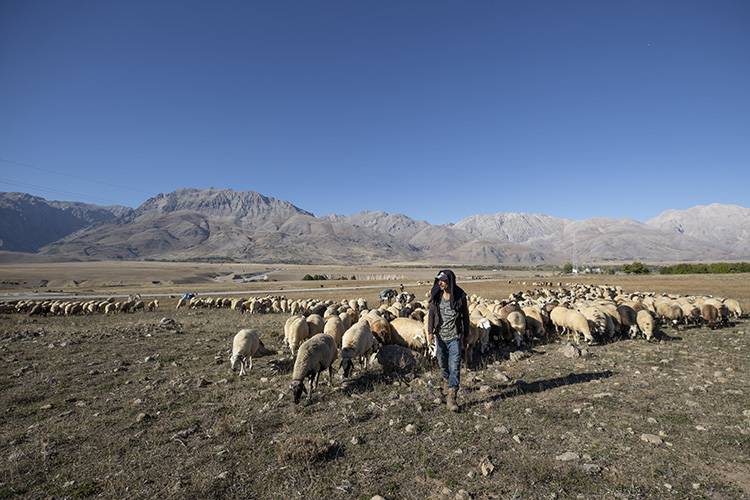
[1,273,749,499]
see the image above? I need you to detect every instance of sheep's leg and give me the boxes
[328,365,334,386]
[247,356,253,372]
[239,360,246,377]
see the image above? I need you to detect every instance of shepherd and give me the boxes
[427,270,470,412]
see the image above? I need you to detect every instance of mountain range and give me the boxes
[1,189,748,264]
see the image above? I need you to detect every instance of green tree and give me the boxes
[622,261,650,274]
[562,262,574,273]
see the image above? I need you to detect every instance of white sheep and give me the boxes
[323,315,345,348]
[305,313,325,335]
[230,329,261,376]
[389,317,429,355]
[340,319,376,378]
[290,333,338,404]
[636,310,656,341]
[284,315,311,357]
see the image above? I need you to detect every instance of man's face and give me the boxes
[439,279,448,291]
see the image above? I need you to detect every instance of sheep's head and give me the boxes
[230,354,241,372]
[479,318,491,331]
[340,358,354,378]
[290,380,307,404]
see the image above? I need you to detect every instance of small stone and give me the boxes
[592,392,612,399]
[405,424,416,434]
[466,471,475,479]
[216,471,229,480]
[136,412,151,423]
[647,417,658,424]
[524,408,532,415]
[512,434,521,444]
[479,385,491,393]
[133,399,143,405]
[455,490,472,500]
[640,433,663,445]
[695,425,707,431]
[351,436,360,445]
[145,356,155,362]
[692,483,701,490]
[63,480,75,488]
[371,496,386,500]
[40,404,53,410]
[494,425,509,434]
[560,344,581,359]
[260,377,269,383]
[581,463,601,473]
[479,456,495,476]
[433,398,442,405]
[742,410,750,417]
[555,451,579,461]
[663,483,672,491]
[493,372,510,382]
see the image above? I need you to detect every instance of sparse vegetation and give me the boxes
[660,262,750,274]
[622,261,650,274]
[302,274,328,281]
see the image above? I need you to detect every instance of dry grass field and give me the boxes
[1,263,749,498]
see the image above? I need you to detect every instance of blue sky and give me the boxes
[1,1,748,224]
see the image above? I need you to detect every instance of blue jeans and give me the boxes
[436,335,461,388]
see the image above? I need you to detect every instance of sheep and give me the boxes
[230,329,261,376]
[340,320,376,378]
[339,310,355,331]
[389,317,429,355]
[323,316,345,348]
[465,311,491,366]
[550,306,593,344]
[723,298,743,318]
[677,301,701,325]
[616,305,639,337]
[635,310,656,341]
[366,314,393,345]
[701,304,719,328]
[290,333,338,404]
[506,310,527,347]
[577,306,609,339]
[522,306,547,342]
[655,302,684,326]
[305,314,325,335]
[284,315,311,357]
[147,300,159,311]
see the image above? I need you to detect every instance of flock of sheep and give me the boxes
[1,284,743,406]
[227,285,744,404]
[2,295,159,316]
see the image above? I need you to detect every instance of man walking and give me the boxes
[427,269,470,412]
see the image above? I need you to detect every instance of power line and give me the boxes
[0,156,152,195]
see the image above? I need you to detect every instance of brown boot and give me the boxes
[439,379,449,403]
[446,388,459,412]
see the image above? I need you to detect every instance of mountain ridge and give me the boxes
[1,189,747,264]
